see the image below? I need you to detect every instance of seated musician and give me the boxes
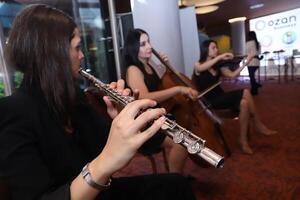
[0,5,196,200]
[192,39,277,154]
[124,28,198,174]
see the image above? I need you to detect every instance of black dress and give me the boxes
[192,68,243,114]
[0,85,195,200]
[127,65,167,156]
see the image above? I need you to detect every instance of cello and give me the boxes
[152,48,230,166]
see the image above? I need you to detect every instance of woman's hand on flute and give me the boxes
[103,79,131,119]
[98,99,166,175]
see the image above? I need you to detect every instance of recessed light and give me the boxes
[228,17,247,23]
[195,5,219,14]
[180,0,225,7]
[196,0,225,7]
[250,3,264,9]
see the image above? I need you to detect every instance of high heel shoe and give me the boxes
[241,145,253,154]
[239,140,253,154]
[257,124,278,136]
[261,129,278,136]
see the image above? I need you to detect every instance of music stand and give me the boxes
[273,50,285,83]
[262,51,270,81]
[291,50,300,81]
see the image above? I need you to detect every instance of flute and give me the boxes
[79,68,224,168]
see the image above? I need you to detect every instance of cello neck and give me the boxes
[151,48,193,87]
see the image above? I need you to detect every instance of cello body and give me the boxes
[153,49,230,166]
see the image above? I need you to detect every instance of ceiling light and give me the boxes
[180,0,197,6]
[195,5,219,14]
[250,3,264,9]
[228,17,247,23]
[180,0,225,6]
[14,0,55,3]
[196,0,225,7]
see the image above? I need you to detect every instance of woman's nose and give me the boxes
[79,51,85,59]
[146,42,152,49]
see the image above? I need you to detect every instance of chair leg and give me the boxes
[144,149,169,174]
[214,123,231,156]
[162,149,170,172]
[278,64,281,83]
[258,66,261,83]
[145,155,158,174]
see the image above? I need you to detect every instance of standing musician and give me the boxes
[124,28,198,174]
[246,31,262,95]
[0,5,196,200]
[192,39,277,154]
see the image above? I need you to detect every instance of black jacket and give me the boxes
[0,87,110,199]
[0,87,197,200]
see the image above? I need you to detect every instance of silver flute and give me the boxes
[79,68,224,168]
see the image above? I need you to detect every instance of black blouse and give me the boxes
[192,69,224,101]
[126,65,166,156]
[0,85,197,200]
[139,64,161,92]
[0,86,110,199]
[193,68,243,113]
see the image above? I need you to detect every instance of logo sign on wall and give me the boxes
[250,8,300,57]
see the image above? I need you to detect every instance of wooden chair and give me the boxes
[197,98,234,157]
[84,87,169,174]
[212,113,234,157]
[139,148,169,174]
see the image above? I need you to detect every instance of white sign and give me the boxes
[250,8,300,57]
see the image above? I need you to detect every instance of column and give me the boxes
[130,0,184,72]
[229,17,246,55]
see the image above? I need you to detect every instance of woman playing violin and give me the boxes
[193,39,277,154]
[124,28,198,174]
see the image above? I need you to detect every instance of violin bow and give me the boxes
[197,81,222,99]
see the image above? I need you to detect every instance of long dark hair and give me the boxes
[124,28,148,70]
[5,4,77,126]
[199,39,217,63]
[247,31,259,51]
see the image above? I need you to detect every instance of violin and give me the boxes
[152,48,230,167]
[214,55,246,71]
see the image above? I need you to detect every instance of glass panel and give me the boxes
[0,0,117,97]
[0,2,24,97]
[78,3,113,83]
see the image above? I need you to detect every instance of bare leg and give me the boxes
[242,89,277,135]
[162,137,188,173]
[238,99,253,154]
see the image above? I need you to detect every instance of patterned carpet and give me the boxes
[115,78,300,200]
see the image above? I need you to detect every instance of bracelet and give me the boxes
[81,163,112,190]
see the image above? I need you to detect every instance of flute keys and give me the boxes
[187,141,201,154]
[173,131,184,144]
